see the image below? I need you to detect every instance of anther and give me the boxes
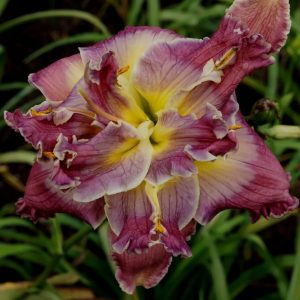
[229,124,242,130]
[31,107,52,117]
[215,48,238,71]
[118,65,130,75]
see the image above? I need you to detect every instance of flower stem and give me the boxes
[202,229,230,300]
[286,217,300,300]
[123,290,140,300]
[64,224,92,251]
[31,223,92,291]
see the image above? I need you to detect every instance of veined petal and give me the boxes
[147,109,236,185]
[110,220,196,294]
[173,17,274,117]
[51,79,94,125]
[196,114,299,224]
[54,121,153,202]
[80,26,180,79]
[132,39,222,113]
[17,160,105,229]
[4,109,99,152]
[134,17,250,115]
[112,241,172,295]
[147,110,197,185]
[145,176,199,257]
[105,182,154,253]
[84,51,148,125]
[227,0,291,52]
[106,177,198,257]
[29,54,84,101]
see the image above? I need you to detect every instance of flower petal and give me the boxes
[110,220,196,294]
[174,17,274,117]
[146,109,236,185]
[154,176,199,256]
[111,241,172,294]
[51,79,94,125]
[132,38,222,113]
[105,182,154,253]
[4,109,99,152]
[29,54,84,101]
[196,115,299,224]
[80,26,180,79]
[84,51,148,125]
[17,160,105,229]
[227,0,291,52]
[54,121,153,202]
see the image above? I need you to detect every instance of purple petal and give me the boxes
[196,114,299,224]
[175,16,274,117]
[51,79,94,125]
[29,54,84,101]
[154,176,199,256]
[84,51,148,125]
[133,38,218,113]
[111,241,172,294]
[147,109,236,185]
[227,0,291,52]
[105,182,154,253]
[17,160,105,229]
[110,220,196,294]
[80,26,180,76]
[54,121,153,202]
[4,109,99,152]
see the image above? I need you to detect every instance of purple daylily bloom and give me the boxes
[5,0,298,294]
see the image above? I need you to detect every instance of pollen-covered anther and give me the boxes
[43,151,56,159]
[155,218,166,234]
[31,107,52,117]
[118,65,130,75]
[215,47,238,71]
[229,124,242,130]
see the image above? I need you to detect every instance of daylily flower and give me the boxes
[5,0,298,294]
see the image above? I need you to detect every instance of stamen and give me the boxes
[155,219,165,234]
[145,182,166,234]
[31,107,52,117]
[43,151,56,159]
[78,88,119,122]
[118,65,130,75]
[215,48,238,71]
[229,124,242,130]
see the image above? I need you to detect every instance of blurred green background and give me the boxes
[0,0,300,299]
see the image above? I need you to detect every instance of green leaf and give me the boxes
[266,56,279,99]
[0,10,110,36]
[202,230,230,300]
[286,220,300,300]
[24,32,105,63]
[0,151,35,165]
[0,259,30,279]
[127,0,145,25]
[51,219,63,255]
[0,243,41,259]
[0,217,36,229]
[0,229,49,248]
[0,0,9,16]
[0,82,29,91]
[0,44,6,80]
[0,85,35,129]
[147,0,160,26]
[245,234,288,299]
[25,290,62,300]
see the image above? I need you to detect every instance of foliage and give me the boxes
[0,0,299,299]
